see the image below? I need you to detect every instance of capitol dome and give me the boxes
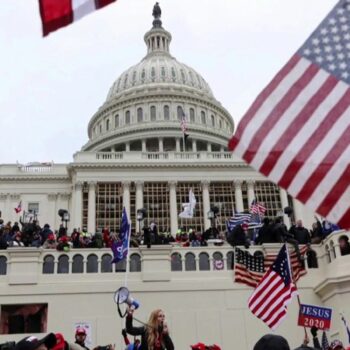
[82,9,234,153]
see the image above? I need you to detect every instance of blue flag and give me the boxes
[111,207,130,264]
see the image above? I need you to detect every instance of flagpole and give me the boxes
[285,242,308,339]
[182,132,186,152]
[123,212,132,288]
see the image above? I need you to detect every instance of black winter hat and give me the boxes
[254,334,290,350]
[15,333,57,350]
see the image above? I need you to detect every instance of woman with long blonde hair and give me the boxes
[126,308,174,350]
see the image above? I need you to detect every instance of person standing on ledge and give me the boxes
[126,307,174,350]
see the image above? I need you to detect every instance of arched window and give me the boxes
[177,106,184,121]
[211,115,215,127]
[201,111,206,124]
[164,105,170,120]
[137,108,143,122]
[87,254,98,273]
[99,124,102,133]
[190,108,195,122]
[151,67,156,82]
[115,259,127,273]
[132,71,137,85]
[72,254,84,273]
[106,119,110,131]
[42,255,54,274]
[219,119,222,129]
[115,114,119,127]
[150,106,156,121]
[125,110,130,124]
[307,250,318,268]
[101,254,113,273]
[226,251,234,270]
[130,254,141,272]
[199,252,210,271]
[57,255,69,274]
[171,253,182,271]
[185,253,196,271]
[213,252,224,270]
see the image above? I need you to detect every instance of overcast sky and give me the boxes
[0,0,337,164]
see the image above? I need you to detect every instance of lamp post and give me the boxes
[58,209,70,229]
[207,206,219,239]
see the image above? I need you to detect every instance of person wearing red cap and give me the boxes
[329,340,345,350]
[75,328,89,350]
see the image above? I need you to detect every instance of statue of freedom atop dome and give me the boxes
[152,2,161,19]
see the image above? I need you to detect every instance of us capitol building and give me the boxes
[0,5,349,350]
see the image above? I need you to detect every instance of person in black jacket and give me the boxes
[126,308,174,350]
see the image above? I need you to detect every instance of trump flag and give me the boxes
[39,0,117,36]
[229,0,350,229]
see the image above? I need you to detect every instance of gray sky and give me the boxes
[0,0,337,164]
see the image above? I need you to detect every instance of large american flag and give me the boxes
[229,0,350,229]
[39,0,117,36]
[248,244,298,330]
[234,245,307,288]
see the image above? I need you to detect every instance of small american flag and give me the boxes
[234,248,265,288]
[229,1,350,229]
[248,244,298,330]
[250,199,266,216]
[14,201,22,214]
[321,331,329,350]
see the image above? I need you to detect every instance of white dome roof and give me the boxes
[106,19,214,101]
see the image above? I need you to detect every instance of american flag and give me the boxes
[234,244,307,288]
[14,201,22,214]
[39,0,117,37]
[234,248,265,287]
[248,244,298,330]
[228,1,350,229]
[321,331,329,350]
[250,199,266,216]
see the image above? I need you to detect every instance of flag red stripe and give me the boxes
[317,164,350,216]
[259,285,291,319]
[249,272,279,308]
[338,206,350,229]
[95,0,116,9]
[228,55,301,151]
[278,88,350,189]
[297,123,350,202]
[39,0,73,36]
[267,309,286,329]
[243,63,320,164]
[259,75,338,176]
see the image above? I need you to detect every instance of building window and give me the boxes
[101,254,113,272]
[125,110,130,124]
[130,254,141,272]
[87,254,98,273]
[164,105,170,120]
[199,253,210,271]
[0,256,7,275]
[254,181,282,218]
[150,106,156,121]
[42,255,54,274]
[137,107,143,122]
[219,119,222,129]
[115,114,119,127]
[57,255,69,274]
[177,106,184,121]
[72,255,84,273]
[211,115,215,127]
[190,108,195,122]
[106,119,110,131]
[185,253,196,271]
[99,124,102,133]
[171,253,182,271]
[28,202,39,215]
[201,111,206,124]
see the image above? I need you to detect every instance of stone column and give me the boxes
[0,194,7,221]
[247,180,255,207]
[74,182,83,230]
[220,145,225,152]
[207,143,212,152]
[47,193,57,229]
[202,180,211,230]
[169,181,178,236]
[159,138,164,153]
[111,145,115,152]
[125,142,130,152]
[135,181,144,234]
[5,194,11,221]
[122,181,131,218]
[88,182,96,234]
[176,138,181,152]
[142,140,147,152]
[234,180,244,213]
[279,188,291,227]
[192,140,197,152]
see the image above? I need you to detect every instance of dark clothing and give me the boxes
[310,220,324,244]
[227,225,249,247]
[126,315,174,350]
[256,223,276,244]
[75,341,90,350]
[254,334,290,350]
[290,226,311,245]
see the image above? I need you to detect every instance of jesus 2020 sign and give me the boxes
[298,304,332,330]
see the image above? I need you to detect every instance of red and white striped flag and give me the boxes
[250,199,266,216]
[248,244,298,330]
[180,112,187,133]
[39,0,117,36]
[228,1,350,229]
